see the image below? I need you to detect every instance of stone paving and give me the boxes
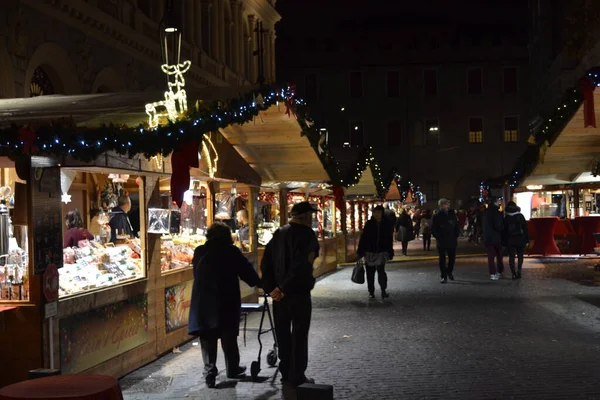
[121,253,600,400]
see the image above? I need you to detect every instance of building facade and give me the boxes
[277,2,530,207]
[0,0,279,100]
[528,0,600,123]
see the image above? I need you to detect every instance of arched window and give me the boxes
[30,66,54,97]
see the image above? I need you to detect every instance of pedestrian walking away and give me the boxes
[420,209,433,251]
[431,198,461,283]
[502,201,529,280]
[396,209,414,256]
[188,222,261,388]
[413,209,422,240]
[261,201,320,388]
[358,205,395,299]
[482,199,504,280]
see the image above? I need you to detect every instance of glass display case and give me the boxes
[354,203,360,231]
[59,171,146,297]
[322,197,336,238]
[257,191,280,247]
[0,175,29,302]
[215,187,251,253]
[346,201,353,233]
[158,180,208,273]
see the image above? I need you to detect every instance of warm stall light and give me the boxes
[61,193,72,204]
[343,142,350,147]
[152,155,164,170]
[526,185,543,190]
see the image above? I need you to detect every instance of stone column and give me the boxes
[200,0,212,55]
[185,0,195,45]
[247,14,257,83]
[195,0,203,52]
[231,1,241,73]
[211,0,220,61]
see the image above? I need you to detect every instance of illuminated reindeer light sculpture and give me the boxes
[145,60,192,128]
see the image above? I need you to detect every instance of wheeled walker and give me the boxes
[240,292,279,381]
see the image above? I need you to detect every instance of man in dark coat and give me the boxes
[261,201,319,387]
[502,201,529,279]
[482,199,505,280]
[109,195,134,243]
[188,222,260,388]
[358,205,395,299]
[431,198,461,283]
[395,209,414,256]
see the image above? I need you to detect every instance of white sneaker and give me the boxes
[495,272,502,279]
[490,274,499,280]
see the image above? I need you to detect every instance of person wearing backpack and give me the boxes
[502,201,529,280]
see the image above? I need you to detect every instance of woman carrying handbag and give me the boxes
[357,206,395,299]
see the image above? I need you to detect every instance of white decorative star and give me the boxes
[61,193,72,204]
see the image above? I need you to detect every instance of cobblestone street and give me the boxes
[121,251,600,400]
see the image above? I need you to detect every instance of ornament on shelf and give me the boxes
[108,174,130,183]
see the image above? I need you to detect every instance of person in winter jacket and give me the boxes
[482,199,505,280]
[502,201,529,279]
[396,209,414,256]
[109,195,134,243]
[431,198,461,283]
[188,222,261,388]
[358,205,394,299]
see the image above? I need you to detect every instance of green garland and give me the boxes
[1,84,392,195]
[496,67,600,188]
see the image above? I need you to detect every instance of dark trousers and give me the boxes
[437,246,456,278]
[422,233,431,251]
[200,331,240,377]
[366,264,387,294]
[485,243,504,274]
[507,246,524,274]
[273,294,312,384]
[401,241,409,255]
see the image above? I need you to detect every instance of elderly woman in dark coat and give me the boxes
[188,222,261,388]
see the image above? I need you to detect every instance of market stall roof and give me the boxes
[345,166,378,199]
[522,89,600,187]
[219,105,331,185]
[384,181,401,201]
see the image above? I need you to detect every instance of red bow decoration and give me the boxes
[332,186,345,211]
[579,77,596,128]
[285,83,297,117]
[18,127,39,155]
[171,140,200,208]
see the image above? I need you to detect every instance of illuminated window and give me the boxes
[469,117,484,143]
[504,116,519,142]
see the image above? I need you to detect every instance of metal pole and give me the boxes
[49,316,54,369]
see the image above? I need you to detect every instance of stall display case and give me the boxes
[346,201,353,233]
[0,170,29,302]
[323,197,336,238]
[158,180,209,273]
[215,187,251,253]
[354,203,361,231]
[257,191,280,246]
[59,170,146,297]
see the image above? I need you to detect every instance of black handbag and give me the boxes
[351,258,365,284]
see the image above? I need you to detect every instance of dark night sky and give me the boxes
[276,1,529,32]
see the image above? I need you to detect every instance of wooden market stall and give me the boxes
[0,86,265,386]
[220,104,339,278]
[342,165,382,262]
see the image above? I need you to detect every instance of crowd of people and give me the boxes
[186,197,529,391]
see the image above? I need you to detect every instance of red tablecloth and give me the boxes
[575,216,600,255]
[0,375,123,400]
[528,217,561,255]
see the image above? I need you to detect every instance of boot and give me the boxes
[381,289,389,299]
[516,267,522,279]
[510,266,517,280]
